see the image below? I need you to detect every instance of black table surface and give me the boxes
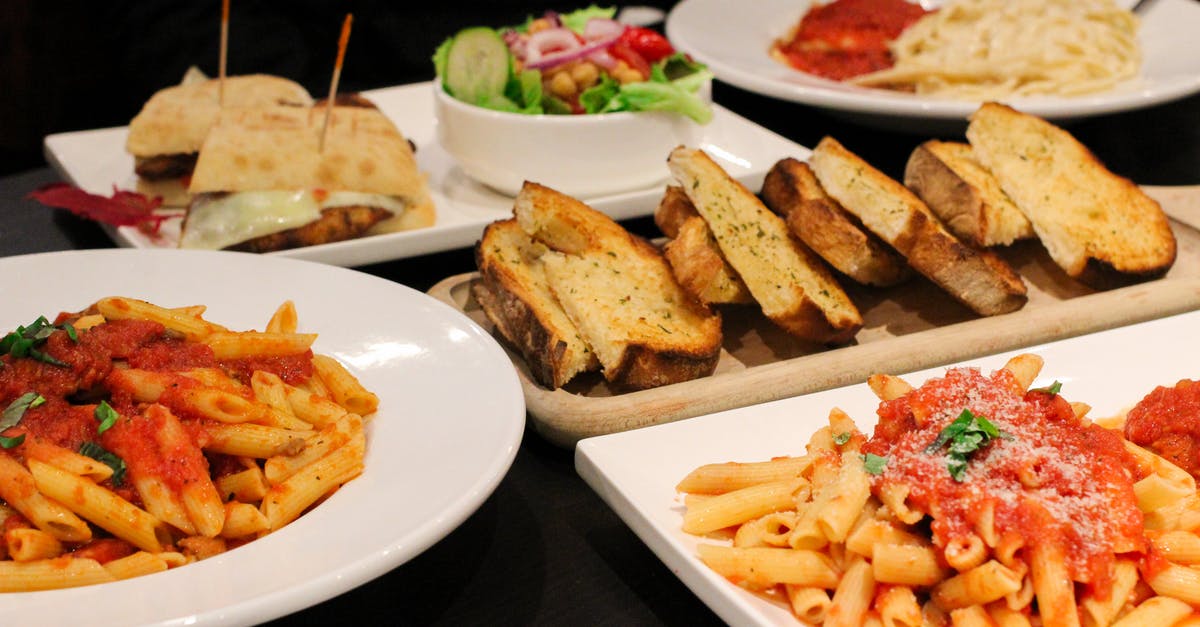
[4,83,1200,626]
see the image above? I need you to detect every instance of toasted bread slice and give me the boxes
[966,102,1176,288]
[663,216,755,305]
[668,147,863,344]
[904,140,1034,248]
[655,186,753,305]
[474,219,598,389]
[809,136,1027,316]
[762,158,911,287]
[513,182,721,390]
[654,185,700,239]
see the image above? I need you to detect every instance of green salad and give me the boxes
[433,6,713,123]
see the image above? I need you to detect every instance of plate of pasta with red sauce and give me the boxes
[578,308,1200,625]
[0,249,524,626]
[665,0,1200,126]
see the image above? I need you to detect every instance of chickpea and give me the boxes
[548,70,578,99]
[611,61,643,85]
[570,62,600,89]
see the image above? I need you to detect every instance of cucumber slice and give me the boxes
[443,27,511,105]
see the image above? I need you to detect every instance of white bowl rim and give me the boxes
[432,77,708,123]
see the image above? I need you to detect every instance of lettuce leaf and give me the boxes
[560,5,617,33]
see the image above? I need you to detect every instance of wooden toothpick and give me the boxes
[319,13,353,152]
[218,0,230,105]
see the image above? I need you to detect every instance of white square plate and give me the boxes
[576,309,1200,625]
[42,81,808,267]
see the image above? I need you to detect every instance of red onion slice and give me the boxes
[525,28,621,70]
[583,18,624,42]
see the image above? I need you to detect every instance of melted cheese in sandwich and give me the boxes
[180,191,410,250]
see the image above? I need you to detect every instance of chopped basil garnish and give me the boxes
[1,392,46,431]
[0,316,71,366]
[926,409,1011,482]
[94,401,119,435]
[1030,381,1063,395]
[833,431,852,446]
[0,434,25,449]
[863,453,887,475]
[79,441,126,486]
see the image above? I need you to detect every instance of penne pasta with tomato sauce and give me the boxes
[679,355,1200,625]
[0,298,375,592]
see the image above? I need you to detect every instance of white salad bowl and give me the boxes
[433,79,711,198]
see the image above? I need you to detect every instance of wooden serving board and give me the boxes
[429,185,1200,448]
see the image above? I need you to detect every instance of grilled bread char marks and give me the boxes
[474,219,598,389]
[966,102,1177,288]
[762,158,911,287]
[809,136,1028,317]
[904,140,1034,248]
[667,147,863,345]
[655,186,754,305]
[514,182,722,390]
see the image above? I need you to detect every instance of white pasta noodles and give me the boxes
[850,0,1141,98]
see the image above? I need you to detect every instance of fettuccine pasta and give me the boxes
[851,0,1141,98]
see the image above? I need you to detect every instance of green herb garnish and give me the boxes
[863,453,887,475]
[94,401,119,435]
[1030,381,1063,395]
[0,434,25,449]
[79,442,126,486]
[0,316,70,366]
[1,392,46,431]
[925,409,1011,482]
[833,431,851,446]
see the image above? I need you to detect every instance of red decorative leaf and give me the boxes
[26,184,169,234]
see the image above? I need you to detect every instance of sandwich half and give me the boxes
[126,74,314,207]
[180,104,435,252]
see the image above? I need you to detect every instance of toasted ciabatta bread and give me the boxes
[762,158,911,287]
[474,219,598,389]
[513,182,722,390]
[966,102,1176,288]
[667,147,863,344]
[655,186,753,305]
[904,140,1033,248]
[809,137,1027,316]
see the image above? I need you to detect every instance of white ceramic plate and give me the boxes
[666,0,1200,126]
[41,82,808,268]
[577,309,1200,625]
[0,249,525,627]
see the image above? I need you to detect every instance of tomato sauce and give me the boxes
[772,0,929,81]
[220,351,313,386]
[862,367,1145,598]
[101,404,211,493]
[1125,379,1200,478]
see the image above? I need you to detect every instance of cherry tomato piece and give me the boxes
[618,27,675,63]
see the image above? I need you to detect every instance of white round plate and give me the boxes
[0,249,525,627]
[667,0,1200,125]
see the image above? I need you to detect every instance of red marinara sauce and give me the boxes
[861,367,1146,598]
[1125,379,1200,478]
[772,0,929,81]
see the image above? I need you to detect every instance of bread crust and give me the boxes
[904,140,1033,248]
[810,136,1027,316]
[474,219,597,389]
[762,158,911,287]
[653,186,700,239]
[663,216,754,305]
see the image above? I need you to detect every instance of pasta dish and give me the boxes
[850,0,1141,98]
[0,297,376,590]
[678,354,1200,624]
